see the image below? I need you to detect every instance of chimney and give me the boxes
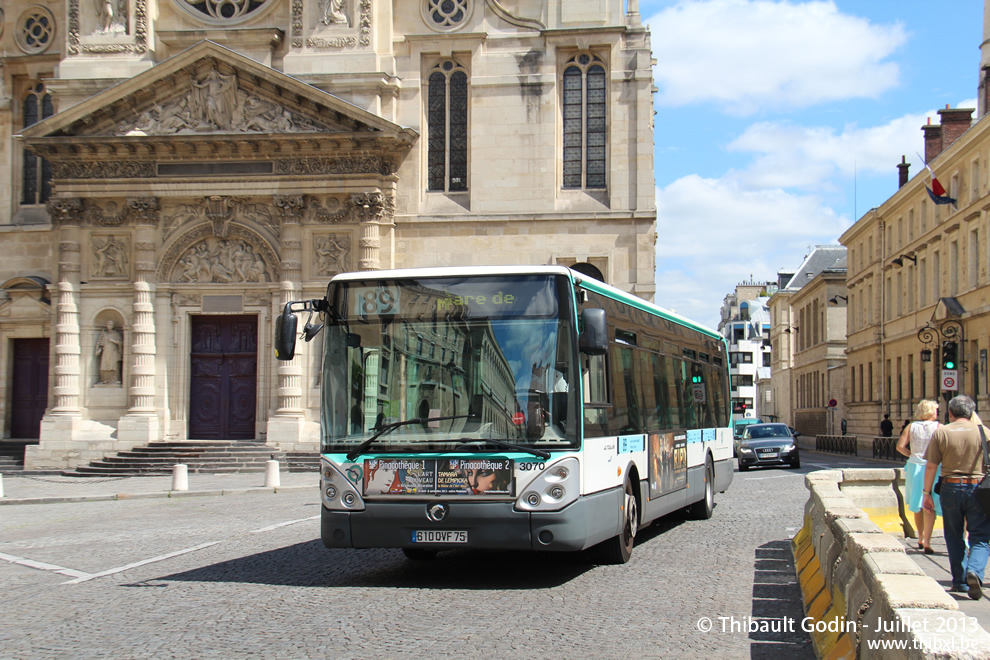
[923,117,943,163]
[939,105,975,148]
[897,155,910,188]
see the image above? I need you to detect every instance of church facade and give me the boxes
[0,0,657,467]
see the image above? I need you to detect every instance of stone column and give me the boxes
[118,197,160,447]
[32,198,84,469]
[267,195,307,449]
[48,198,84,416]
[353,191,393,271]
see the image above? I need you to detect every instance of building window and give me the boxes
[424,0,471,31]
[176,0,273,23]
[562,53,606,189]
[970,229,979,289]
[22,82,53,206]
[427,60,468,193]
[16,6,55,54]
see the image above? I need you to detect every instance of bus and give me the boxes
[274,266,732,563]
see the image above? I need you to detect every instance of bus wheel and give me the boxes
[402,548,438,561]
[689,457,715,520]
[593,478,638,564]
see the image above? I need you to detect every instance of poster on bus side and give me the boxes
[363,457,514,496]
[648,431,687,499]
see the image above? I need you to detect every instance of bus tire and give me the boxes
[689,456,715,520]
[402,548,438,561]
[592,478,638,564]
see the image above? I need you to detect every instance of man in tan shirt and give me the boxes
[923,395,990,600]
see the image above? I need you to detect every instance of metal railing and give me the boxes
[816,435,858,456]
[872,436,900,461]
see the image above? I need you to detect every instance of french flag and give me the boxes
[918,154,957,206]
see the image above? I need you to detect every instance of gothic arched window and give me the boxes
[22,82,53,205]
[427,59,468,193]
[562,53,607,190]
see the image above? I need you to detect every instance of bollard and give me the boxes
[0,473,4,498]
[172,463,188,491]
[264,459,280,488]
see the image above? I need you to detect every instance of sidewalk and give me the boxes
[899,529,990,631]
[0,468,319,505]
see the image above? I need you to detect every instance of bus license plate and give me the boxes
[413,530,468,544]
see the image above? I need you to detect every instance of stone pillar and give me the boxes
[118,197,160,447]
[48,198,84,416]
[353,191,393,271]
[267,195,307,448]
[31,198,84,469]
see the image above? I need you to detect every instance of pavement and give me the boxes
[0,468,319,505]
[4,458,990,635]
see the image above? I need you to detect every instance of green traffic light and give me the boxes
[945,361,955,370]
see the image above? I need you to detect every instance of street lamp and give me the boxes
[828,295,848,305]
[892,253,917,267]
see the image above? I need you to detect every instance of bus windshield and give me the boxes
[320,275,579,454]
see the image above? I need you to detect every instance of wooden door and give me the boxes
[10,338,49,438]
[189,315,257,440]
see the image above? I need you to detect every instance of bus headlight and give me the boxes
[322,459,365,511]
[515,457,579,512]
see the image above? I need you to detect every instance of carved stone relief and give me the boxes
[296,0,370,49]
[314,234,350,276]
[92,234,130,279]
[161,197,278,243]
[306,196,350,224]
[86,200,130,226]
[68,0,147,55]
[173,238,272,283]
[274,156,395,176]
[116,68,329,136]
[52,161,156,180]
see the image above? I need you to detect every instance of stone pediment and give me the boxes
[20,41,417,148]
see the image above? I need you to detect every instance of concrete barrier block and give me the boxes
[806,470,843,487]
[844,532,907,566]
[861,552,926,581]
[872,574,959,612]
[841,468,897,482]
[885,608,990,658]
[833,517,884,539]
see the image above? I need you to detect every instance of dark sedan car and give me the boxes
[736,423,800,470]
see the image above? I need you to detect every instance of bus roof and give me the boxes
[328,266,723,342]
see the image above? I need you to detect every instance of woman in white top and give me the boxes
[896,399,941,553]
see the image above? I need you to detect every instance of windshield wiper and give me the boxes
[455,438,550,459]
[345,415,472,462]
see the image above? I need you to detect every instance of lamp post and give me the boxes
[917,319,964,420]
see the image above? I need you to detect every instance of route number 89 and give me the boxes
[356,286,399,317]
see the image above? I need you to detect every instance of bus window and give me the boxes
[582,352,608,435]
[651,352,670,430]
[663,354,682,428]
[609,345,642,434]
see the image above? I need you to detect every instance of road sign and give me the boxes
[941,370,959,391]
[828,398,837,408]
[692,383,707,403]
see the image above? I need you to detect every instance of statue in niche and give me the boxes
[93,235,128,278]
[321,0,348,25]
[96,0,125,33]
[96,320,123,385]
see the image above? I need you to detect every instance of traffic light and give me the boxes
[941,341,958,370]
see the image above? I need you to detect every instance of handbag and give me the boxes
[976,426,990,517]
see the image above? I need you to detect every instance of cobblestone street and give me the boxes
[0,460,846,659]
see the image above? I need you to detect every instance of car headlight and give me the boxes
[782,443,796,452]
[739,446,754,454]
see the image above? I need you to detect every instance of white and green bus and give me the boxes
[275,266,732,563]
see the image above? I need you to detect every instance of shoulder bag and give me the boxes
[977,426,990,517]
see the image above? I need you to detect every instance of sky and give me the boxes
[641,0,983,330]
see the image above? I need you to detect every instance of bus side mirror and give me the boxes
[274,306,298,360]
[579,308,608,355]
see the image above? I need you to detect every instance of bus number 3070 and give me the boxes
[518,462,546,472]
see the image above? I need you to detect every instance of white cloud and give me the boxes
[724,98,980,190]
[649,0,907,113]
[656,175,848,327]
